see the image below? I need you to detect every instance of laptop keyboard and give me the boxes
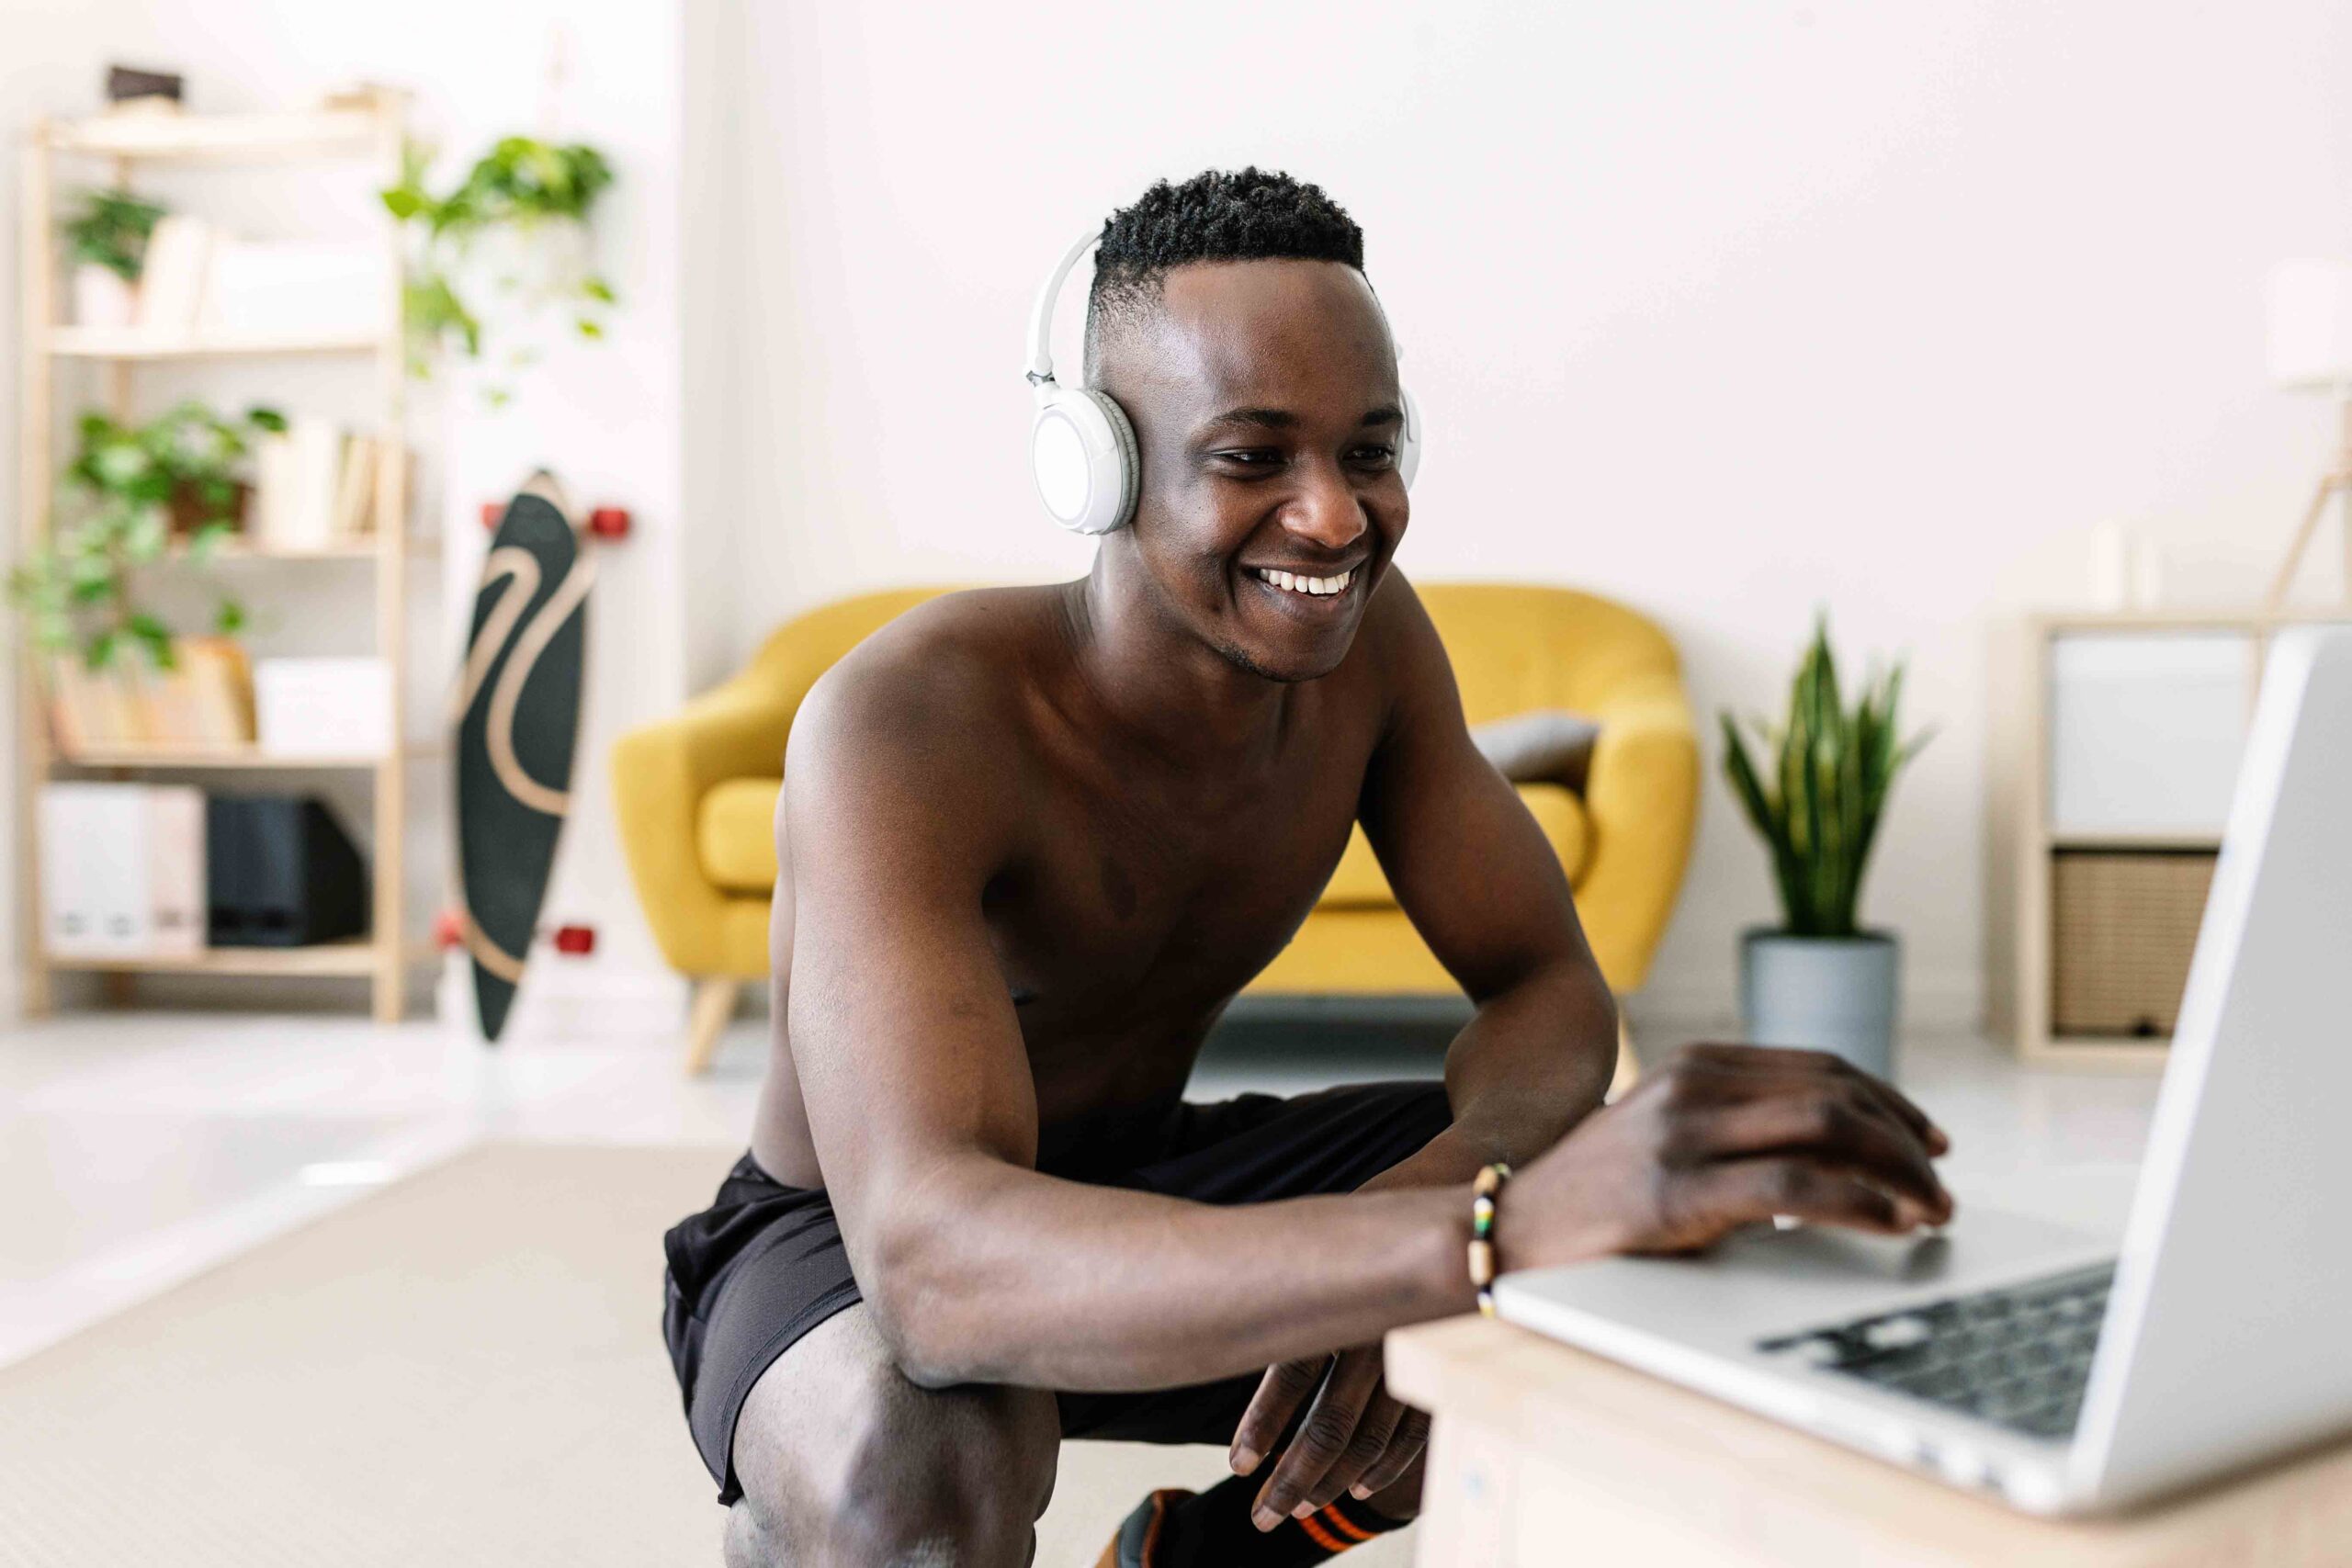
[1757,1263,2113,1440]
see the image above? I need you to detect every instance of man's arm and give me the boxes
[1352,571,1621,1185]
[1221,574,1622,1515]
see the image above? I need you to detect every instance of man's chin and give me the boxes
[1215,572,1371,682]
[1210,631,1355,685]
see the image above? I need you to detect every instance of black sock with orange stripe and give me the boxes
[1116,1474,1408,1565]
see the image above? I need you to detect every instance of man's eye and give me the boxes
[1350,445,1396,467]
[1213,449,1283,468]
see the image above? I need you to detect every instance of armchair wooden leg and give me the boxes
[1609,1013,1641,1100]
[684,977,741,1077]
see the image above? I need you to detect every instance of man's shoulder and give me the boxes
[1355,567,1448,690]
[787,584,1064,796]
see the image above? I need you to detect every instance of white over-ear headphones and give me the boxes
[1024,229,1420,536]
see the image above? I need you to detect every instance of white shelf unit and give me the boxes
[1990,608,2349,1068]
[15,100,424,1021]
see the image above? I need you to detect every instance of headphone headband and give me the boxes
[1025,228,1102,388]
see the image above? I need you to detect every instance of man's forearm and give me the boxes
[863,1157,1480,1393]
[1382,962,1618,1190]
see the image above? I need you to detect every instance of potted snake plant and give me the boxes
[1721,617,1930,1076]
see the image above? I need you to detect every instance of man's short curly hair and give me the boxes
[1083,167,1364,380]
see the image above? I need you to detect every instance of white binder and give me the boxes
[145,786,206,956]
[38,783,154,957]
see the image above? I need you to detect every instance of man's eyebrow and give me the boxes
[1203,407,1298,431]
[1200,404,1405,433]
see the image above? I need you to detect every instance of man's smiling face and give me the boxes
[1092,257,1408,683]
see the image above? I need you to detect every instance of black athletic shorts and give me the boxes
[661,1079,1453,1504]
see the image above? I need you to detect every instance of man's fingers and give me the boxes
[1688,1093,1951,1221]
[1660,1155,1927,1247]
[1250,1349,1383,1529]
[1230,1357,1324,1476]
[1351,1405,1431,1498]
[1675,1043,1949,1154]
[1295,1390,1403,1514]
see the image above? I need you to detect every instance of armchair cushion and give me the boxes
[697,777,785,893]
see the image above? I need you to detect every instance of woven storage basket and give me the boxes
[2051,851,2217,1038]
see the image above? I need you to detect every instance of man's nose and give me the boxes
[1281,465,1369,554]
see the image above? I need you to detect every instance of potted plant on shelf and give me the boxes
[6,400,282,671]
[1721,617,1930,1076]
[380,133,616,401]
[61,189,164,329]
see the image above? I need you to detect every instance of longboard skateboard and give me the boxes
[453,475,594,1041]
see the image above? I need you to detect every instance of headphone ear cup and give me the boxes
[1084,389,1140,531]
[1029,386,1139,535]
[1396,384,1423,492]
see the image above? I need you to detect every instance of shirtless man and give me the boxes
[661,168,1954,1568]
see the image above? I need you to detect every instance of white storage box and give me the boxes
[202,241,388,339]
[254,658,393,758]
[2048,632,2253,838]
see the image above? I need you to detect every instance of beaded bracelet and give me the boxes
[1469,1162,1511,1316]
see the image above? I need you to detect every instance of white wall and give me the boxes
[1,0,699,1029]
[707,1,2352,1029]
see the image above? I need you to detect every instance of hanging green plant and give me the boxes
[379,134,617,386]
[62,188,166,281]
[5,401,282,671]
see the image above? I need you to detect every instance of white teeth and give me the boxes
[1255,568,1355,596]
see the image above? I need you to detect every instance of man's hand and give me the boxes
[1501,1043,1954,1267]
[1229,1344,1428,1529]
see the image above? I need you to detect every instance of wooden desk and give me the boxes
[1385,1315,2352,1566]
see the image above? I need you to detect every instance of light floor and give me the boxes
[1,1008,2165,1371]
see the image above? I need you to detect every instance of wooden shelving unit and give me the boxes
[47,326,385,359]
[1993,607,2348,1068]
[50,746,395,771]
[15,98,422,1021]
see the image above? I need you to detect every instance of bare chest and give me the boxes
[990,727,1373,1032]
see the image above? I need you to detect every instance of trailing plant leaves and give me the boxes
[127,613,175,671]
[1718,613,1929,938]
[187,521,232,565]
[382,133,618,387]
[5,400,270,671]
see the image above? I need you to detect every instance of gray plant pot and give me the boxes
[1738,930,1902,1078]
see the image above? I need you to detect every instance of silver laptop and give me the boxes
[1497,625,2352,1516]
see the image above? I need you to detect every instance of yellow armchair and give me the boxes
[613,584,1699,1072]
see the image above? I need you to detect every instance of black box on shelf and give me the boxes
[204,795,368,947]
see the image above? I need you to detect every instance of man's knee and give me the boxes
[831,1389,1054,1565]
[730,1360,1057,1567]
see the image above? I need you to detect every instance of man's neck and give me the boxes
[1058,547,1290,768]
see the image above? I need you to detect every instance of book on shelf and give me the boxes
[47,637,254,756]
[134,215,212,333]
[332,434,377,537]
[145,786,206,955]
[254,421,387,547]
